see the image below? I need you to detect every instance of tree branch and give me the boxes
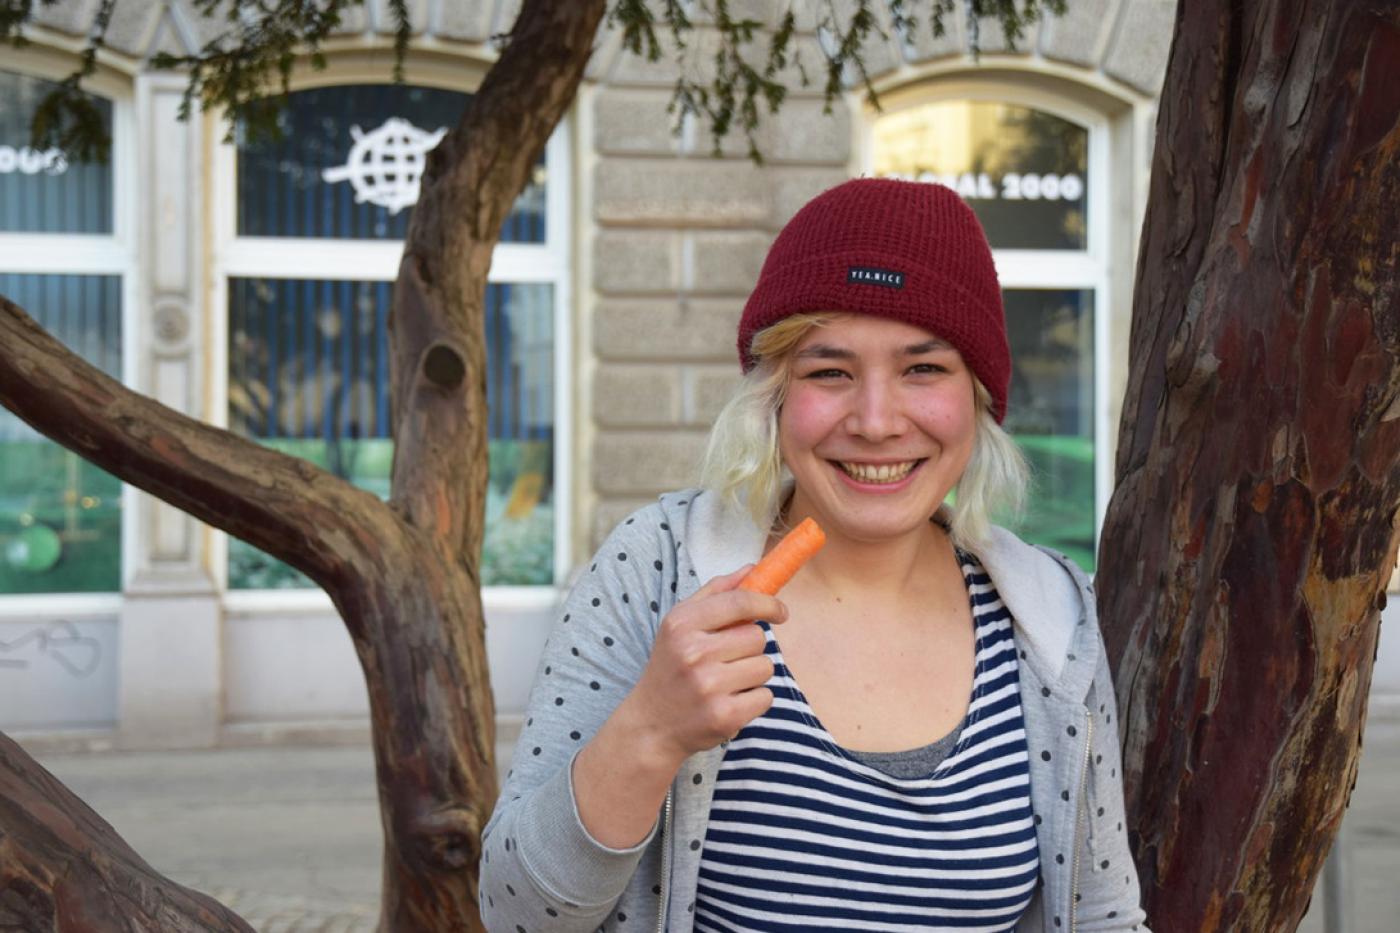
[0,296,396,602]
[387,0,608,559]
[0,731,254,931]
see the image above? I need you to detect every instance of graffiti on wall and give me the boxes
[0,620,101,677]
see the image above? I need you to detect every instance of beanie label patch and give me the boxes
[846,266,906,289]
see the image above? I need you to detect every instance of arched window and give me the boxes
[0,68,130,596]
[869,89,1111,570]
[214,82,569,591]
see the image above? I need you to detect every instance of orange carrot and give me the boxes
[737,517,826,596]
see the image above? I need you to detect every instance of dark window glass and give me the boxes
[236,84,545,243]
[0,274,122,593]
[1003,289,1096,571]
[0,71,114,234]
[227,278,554,588]
[873,101,1088,250]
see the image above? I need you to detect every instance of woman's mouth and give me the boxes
[834,460,923,484]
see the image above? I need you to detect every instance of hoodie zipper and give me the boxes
[1070,709,1093,932]
[656,789,673,933]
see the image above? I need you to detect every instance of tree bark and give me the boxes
[1097,2,1400,930]
[0,732,255,932]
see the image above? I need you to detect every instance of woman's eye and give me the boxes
[804,368,848,380]
[908,363,947,375]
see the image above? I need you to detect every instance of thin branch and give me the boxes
[386,0,608,556]
[149,0,372,143]
[387,0,411,82]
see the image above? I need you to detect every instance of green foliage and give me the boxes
[6,0,1071,166]
[964,0,1068,54]
[148,0,375,146]
[610,0,800,162]
[607,0,1068,162]
[4,0,386,159]
[0,0,54,45]
[3,0,115,160]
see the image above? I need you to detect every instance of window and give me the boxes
[872,96,1107,570]
[216,83,567,590]
[0,70,127,594]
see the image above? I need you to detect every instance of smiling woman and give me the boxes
[481,179,1149,933]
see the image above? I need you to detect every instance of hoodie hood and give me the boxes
[670,487,1099,703]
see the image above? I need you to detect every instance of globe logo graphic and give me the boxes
[321,117,448,215]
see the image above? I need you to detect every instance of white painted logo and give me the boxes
[883,170,1084,202]
[0,145,68,176]
[321,117,447,214]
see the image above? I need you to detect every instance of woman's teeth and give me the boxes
[838,461,918,484]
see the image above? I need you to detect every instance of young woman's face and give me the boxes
[779,313,978,544]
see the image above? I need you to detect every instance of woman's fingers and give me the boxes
[717,653,776,694]
[687,589,787,633]
[709,619,769,663]
[669,563,791,634]
[729,685,776,727]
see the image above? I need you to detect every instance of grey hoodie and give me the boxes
[481,490,1150,933]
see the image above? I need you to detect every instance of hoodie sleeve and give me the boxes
[1073,632,1152,933]
[479,504,678,932]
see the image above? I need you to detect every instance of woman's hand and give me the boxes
[624,564,788,769]
[572,565,787,849]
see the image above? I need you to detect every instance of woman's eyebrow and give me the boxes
[904,338,954,354]
[795,338,954,359]
[795,344,855,360]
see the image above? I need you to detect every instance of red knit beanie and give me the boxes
[738,177,1011,422]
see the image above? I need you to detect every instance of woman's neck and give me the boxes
[774,503,953,604]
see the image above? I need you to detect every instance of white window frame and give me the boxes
[209,83,572,611]
[0,58,136,616]
[862,80,1114,544]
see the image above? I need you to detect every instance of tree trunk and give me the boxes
[0,1,606,930]
[1097,2,1400,930]
[366,3,607,927]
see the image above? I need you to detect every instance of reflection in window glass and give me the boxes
[1002,289,1095,571]
[227,279,554,588]
[0,274,123,593]
[0,71,114,234]
[871,101,1088,250]
[236,84,545,243]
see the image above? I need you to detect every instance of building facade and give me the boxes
[2,0,1395,752]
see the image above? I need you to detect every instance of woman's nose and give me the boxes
[845,378,907,440]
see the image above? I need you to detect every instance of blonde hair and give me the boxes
[700,314,1029,553]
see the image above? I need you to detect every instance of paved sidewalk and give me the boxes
[26,720,1400,932]
[35,743,383,932]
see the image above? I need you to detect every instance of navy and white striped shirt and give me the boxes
[694,553,1039,932]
